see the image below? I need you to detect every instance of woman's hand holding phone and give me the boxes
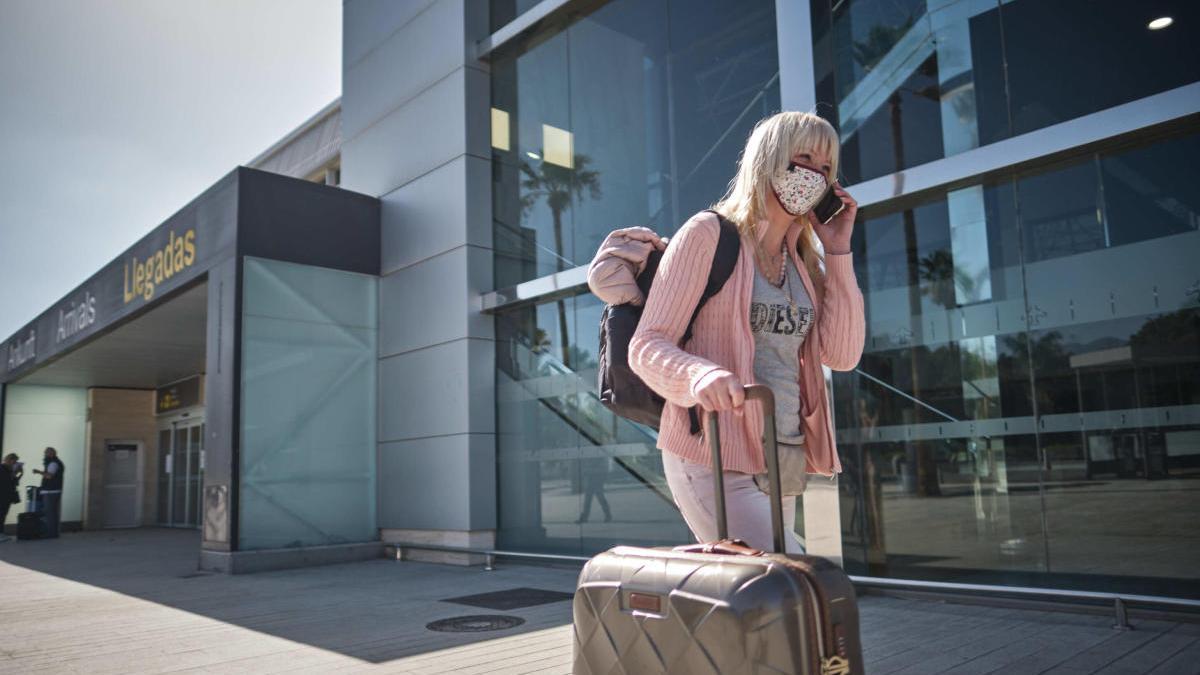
[809,181,857,255]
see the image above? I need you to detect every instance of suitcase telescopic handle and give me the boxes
[704,384,787,554]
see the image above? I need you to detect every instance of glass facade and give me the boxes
[496,294,693,553]
[810,0,1200,184]
[835,131,1200,596]
[490,0,780,287]
[239,257,378,550]
[488,0,1200,597]
[491,0,780,553]
[489,0,546,33]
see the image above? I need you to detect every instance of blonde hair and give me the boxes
[712,111,840,295]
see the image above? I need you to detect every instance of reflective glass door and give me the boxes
[156,429,171,525]
[156,418,205,528]
[172,427,188,526]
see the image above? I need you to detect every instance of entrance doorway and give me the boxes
[157,414,205,528]
[102,440,143,528]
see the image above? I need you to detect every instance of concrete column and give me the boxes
[201,258,239,554]
[342,0,495,564]
[776,0,818,112]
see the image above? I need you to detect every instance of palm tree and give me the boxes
[518,154,602,366]
[918,248,956,309]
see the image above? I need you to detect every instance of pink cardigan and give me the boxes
[624,210,865,476]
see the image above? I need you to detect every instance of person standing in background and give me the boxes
[32,447,64,538]
[576,455,613,524]
[0,453,21,542]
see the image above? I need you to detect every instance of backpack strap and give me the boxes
[683,209,740,435]
[680,210,740,345]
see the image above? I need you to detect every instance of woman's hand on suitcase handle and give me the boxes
[694,369,745,417]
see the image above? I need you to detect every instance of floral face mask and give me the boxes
[770,161,828,216]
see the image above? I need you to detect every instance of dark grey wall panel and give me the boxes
[236,167,380,276]
[202,257,239,552]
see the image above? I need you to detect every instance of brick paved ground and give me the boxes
[0,529,1196,674]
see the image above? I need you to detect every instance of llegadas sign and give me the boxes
[124,228,196,303]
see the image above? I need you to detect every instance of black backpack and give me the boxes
[596,209,741,431]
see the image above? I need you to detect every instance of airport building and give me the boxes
[2,0,1197,597]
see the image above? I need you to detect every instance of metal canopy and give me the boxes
[13,282,207,390]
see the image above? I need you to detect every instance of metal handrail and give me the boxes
[849,575,1200,629]
[853,367,961,425]
[849,575,1200,609]
[390,542,591,571]
[390,542,1200,627]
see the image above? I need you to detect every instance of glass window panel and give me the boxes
[826,0,928,101]
[811,0,1200,183]
[239,257,378,550]
[491,0,779,286]
[1017,160,1105,265]
[572,293,692,549]
[1022,133,1200,597]
[492,31,572,287]
[172,427,188,527]
[966,0,1011,148]
[837,129,1200,594]
[1000,0,1200,138]
[196,423,205,531]
[496,296,584,553]
[661,0,780,228]
[495,292,694,555]
[814,0,949,184]
[489,0,545,34]
[157,428,171,525]
[187,425,202,527]
[835,173,1046,583]
[835,52,945,186]
[1102,134,1200,249]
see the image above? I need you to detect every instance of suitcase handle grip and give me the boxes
[673,539,765,557]
[704,384,787,554]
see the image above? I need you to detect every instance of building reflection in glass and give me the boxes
[835,132,1200,596]
[488,0,1200,598]
[811,0,1200,184]
[490,0,781,554]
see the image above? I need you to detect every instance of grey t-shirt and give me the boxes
[750,259,815,445]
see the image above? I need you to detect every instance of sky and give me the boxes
[0,0,341,340]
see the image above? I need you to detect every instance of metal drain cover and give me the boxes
[425,614,526,633]
[442,587,574,610]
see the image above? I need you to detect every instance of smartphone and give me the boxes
[813,184,845,224]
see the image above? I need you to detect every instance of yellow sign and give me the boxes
[156,375,202,414]
[157,391,181,412]
[123,229,196,303]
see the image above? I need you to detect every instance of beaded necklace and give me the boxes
[754,236,800,316]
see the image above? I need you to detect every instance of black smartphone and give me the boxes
[813,184,845,224]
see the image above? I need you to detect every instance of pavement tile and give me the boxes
[1,528,1195,674]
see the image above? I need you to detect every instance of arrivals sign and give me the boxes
[5,329,36,372]
[156,375,203,414]
[0,173,236,383]
[124,229,197,303]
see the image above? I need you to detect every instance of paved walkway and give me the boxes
[0,529,1196,674]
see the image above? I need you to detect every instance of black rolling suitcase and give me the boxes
[17,512,45,540]
[573,385,864,674]
[17,486,46,540]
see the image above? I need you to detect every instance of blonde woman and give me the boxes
[626,111,865,553]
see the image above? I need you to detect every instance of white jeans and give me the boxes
[662,451,805,554]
